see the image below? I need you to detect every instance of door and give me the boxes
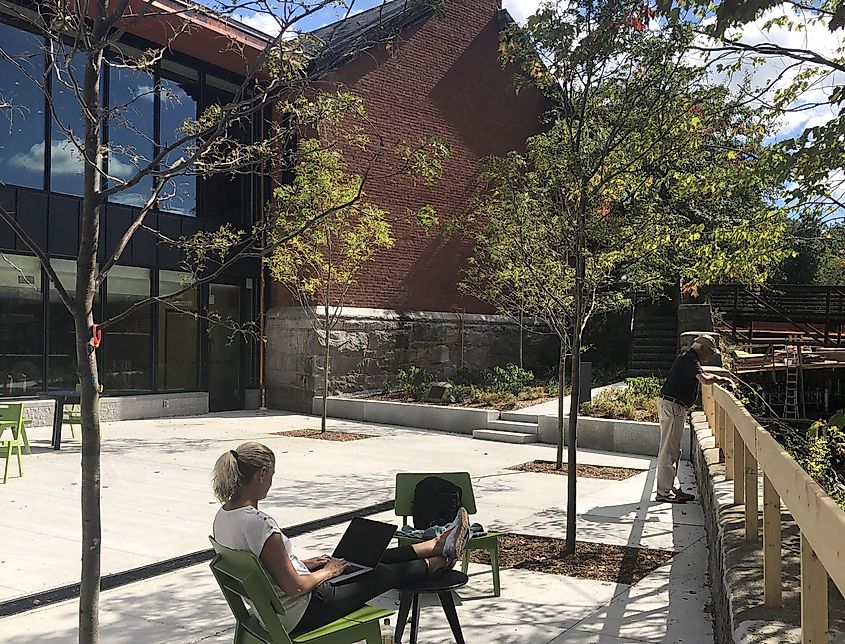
[208,284,242,411]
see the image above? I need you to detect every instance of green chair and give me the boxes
[0,403,25,483]
[64,384,104,439]
[394,472,505,597]
[208,537,392,644]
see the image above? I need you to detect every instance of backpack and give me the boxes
[412,476,463,529]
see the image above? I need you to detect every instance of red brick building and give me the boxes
[266,0,549,409]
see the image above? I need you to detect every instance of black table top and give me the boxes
[399,570,468,593]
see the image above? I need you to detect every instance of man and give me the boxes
[656,335,732,503]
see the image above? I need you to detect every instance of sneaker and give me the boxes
[672,488,696,502]
[655,490,688,504]
[442,507,470,560]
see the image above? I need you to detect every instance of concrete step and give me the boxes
[472,429,537,444]
[499,411,541,423]
[486,419,538,433]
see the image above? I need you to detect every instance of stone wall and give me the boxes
[265,306,557,411]
[691,410,845,644]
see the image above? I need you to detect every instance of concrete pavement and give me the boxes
[0,410,712,643]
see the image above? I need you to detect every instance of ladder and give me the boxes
[783,339,801,419]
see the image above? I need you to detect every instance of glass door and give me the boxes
[208,283,242,411]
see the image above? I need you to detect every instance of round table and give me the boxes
[394,570,468,644]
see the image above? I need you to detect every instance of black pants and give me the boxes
[291,545,428,635]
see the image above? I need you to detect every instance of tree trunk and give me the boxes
[556,344,566,469]
[565,209,586,557]
[78,46,104,644]
[321,302,329,434]
[518,309,524,369]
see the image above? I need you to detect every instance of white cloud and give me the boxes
[502,0,543,23]
[694,4,843,140]
[7,139,85,177]
[233,12,285,37]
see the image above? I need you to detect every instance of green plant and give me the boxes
[397,367,434,401]
[795,420,845,510]
[453,367,490,387]
[624,376,662,398]
[488,363,534,394]
[581,380,660,422]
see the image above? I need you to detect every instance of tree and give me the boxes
[267,138,394,432]
[478,0,792,555]
[0,2,443,640]
[655,0,845,217]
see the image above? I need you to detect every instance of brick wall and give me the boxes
[270,0,546,314]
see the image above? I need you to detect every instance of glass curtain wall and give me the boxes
[0,254,43,394]
[107,46,155,207]
[159,59,199,215]
[50,49,87,196]
[0,23,46,189]
[157,270,199,390]
[47,258,97,388]
[104,265,152,390]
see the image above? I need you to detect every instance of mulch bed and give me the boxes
[273,429,374,441]
[508,460,645,481]
[469,533,674,585]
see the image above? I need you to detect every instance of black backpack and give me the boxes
[412,476,463,529]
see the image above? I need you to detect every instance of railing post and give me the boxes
[734,424,745,505]
[744,442,758,542]
[716,405,725,451]
[800,533,829,644]
[724,418,735,481]
[763,474,782,607]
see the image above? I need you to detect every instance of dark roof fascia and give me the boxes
[305,0,435,78]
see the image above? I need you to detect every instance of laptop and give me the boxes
[328,517,397,584]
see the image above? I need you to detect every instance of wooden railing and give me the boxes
[701,383,845,644]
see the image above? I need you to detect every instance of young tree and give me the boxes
[479,0,792,554]
[0,2,443,641]
[267,138,394,432]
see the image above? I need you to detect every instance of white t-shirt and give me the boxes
[213,506,311,632]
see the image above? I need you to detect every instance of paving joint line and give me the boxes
[0,499,394,618]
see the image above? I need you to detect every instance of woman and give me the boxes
[211,442,471,636]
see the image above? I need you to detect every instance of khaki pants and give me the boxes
[656,397,688,496]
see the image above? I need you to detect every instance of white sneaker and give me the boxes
[442,508,470,560]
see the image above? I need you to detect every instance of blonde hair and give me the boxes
[212,442,275,503]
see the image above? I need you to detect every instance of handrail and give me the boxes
[701,383,845,644]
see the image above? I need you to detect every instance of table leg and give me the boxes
[409,593,420,644]
[52,399,65,450]
[394,592,412,643]
[437,591,465,644]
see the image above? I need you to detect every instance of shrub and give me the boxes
[488,363,534,394]
[453,367,489,387]
[397,366,433,401]
[794,420,845,510]
[580,377,660,422]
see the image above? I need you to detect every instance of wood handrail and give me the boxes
[702,383,845,643]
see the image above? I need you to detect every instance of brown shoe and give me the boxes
[655,490,688,504]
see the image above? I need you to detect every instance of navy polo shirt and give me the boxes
[660,348,705,408]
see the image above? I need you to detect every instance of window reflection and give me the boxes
[108,53,155,207]
[159,60,199,216]
[47,259,98,388]
[105,266,151,390]
[50,49,87,196]
[0,24,46,190]
[157,271,198,390]
[0,254,43,394]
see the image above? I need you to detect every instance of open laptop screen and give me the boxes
[332,517,396,567]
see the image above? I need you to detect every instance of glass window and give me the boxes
[158,60,199,216]
[0,254,43,395]
[0,24,46,190]
[107,51,155,207]
[157,270,198,390]
[50,49,87,196]
[47,259,86,389]
[104,266,151,390]
[200,85,248,222]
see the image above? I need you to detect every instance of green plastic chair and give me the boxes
[0,403,25,483]
[64,384,104,439]
[208,536,392,644]
[394,472,505,597]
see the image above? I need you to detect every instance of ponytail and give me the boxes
[212,442,275,503]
